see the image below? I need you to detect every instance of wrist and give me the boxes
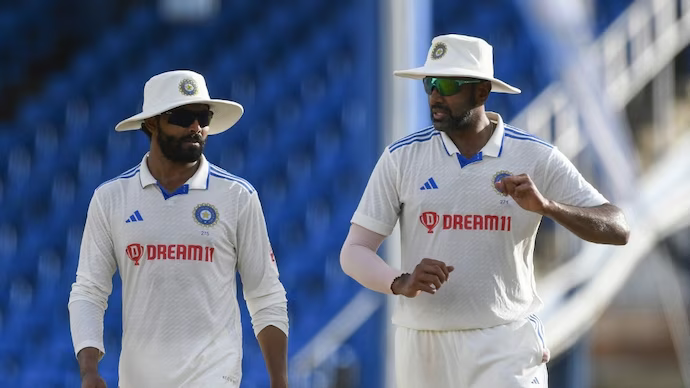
[80,366,99,378]
[77,348,101,377]
[390,273,409,295]
[540,199,557,216]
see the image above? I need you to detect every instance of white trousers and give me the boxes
[395,316,549,388]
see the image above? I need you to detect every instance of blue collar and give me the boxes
[439,112,506,168]
[139,153,211,199]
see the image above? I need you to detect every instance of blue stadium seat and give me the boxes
[0,0,388,384]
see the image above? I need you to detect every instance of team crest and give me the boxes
[430,42,447,60]
[179,78,198,96]
[492,170,512,196]
[194,203,218,227]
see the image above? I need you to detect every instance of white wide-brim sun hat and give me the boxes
[115,70,244,135]
[394,34,521,94]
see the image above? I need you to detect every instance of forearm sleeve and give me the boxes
[340,223,402,295]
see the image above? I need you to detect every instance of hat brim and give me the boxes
[114,99,244,135]
[393,66,521,94]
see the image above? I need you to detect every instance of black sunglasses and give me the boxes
[162,109,214,128]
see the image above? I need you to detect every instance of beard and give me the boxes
[430,104,474,133]
[430,89,478,133]
[156,130,205,163]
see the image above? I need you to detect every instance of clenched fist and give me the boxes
[495,174,550,215]
[391,258,455,298]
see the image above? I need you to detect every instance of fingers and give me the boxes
[416,282,438,295]
[500,178,516,195]
[513,185,533,197]
[502,174,530,184]
[420,258,451,279]
[500,174,530,184]
[501,174,533,196]
[422,263,447,283]
[412,259,454,293]
[431,265,449,283]
[419,273,442,290]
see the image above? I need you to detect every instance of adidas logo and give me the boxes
[419,177,438,190]
[531,377,539,384]
[125,210,144,223]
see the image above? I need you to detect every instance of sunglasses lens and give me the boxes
[167,111,194,127]
[436,79,459,96]
[423,77,461,96]
[423,77,434,95]
[197,111,213,127]
[167,110,213,127]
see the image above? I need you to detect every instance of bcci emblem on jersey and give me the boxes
[194,203,218,227]
[492,170,513,196]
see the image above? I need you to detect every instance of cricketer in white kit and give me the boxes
[68,71,289,388]
[340,35,630,388]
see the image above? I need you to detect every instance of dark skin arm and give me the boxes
[77,347,107,388]
[257,325,288,388]
[496,174,630,245]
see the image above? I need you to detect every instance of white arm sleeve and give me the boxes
[68,299,108,358]
[236,190,288,338]
[542,147,608,207]
[68,192,117,358]
[340,223,402,295]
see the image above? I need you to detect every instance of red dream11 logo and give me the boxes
[419,211,440,233]
[126,243,144,266]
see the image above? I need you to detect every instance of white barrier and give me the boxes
[539,133,690,357]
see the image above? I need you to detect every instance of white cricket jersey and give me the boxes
[68,154,287,387]
[352,112,607,331]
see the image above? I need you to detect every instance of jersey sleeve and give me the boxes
[68,191,118,357]
[351,148,401,236]
[541,147,608,207]
[236,190,288,337]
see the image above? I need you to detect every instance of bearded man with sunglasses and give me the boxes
[340,35,629,387]
[68,70,288,388]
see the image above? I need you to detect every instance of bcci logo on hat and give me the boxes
[179,78,198,96]
[430,42,447,60]
[492,170,513,196]
[194,203,218,227]
[419,211,440,233]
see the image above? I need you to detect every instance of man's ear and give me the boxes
[476,81,492,106]
[143,117,158,134]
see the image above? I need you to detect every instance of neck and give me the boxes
[445,109,493,157]
[147,146,201,192]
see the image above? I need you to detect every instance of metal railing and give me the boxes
[512,0,690,150]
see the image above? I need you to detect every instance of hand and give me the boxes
[81,372,107,388]
[495,174,550,214]
[392,258,454,298]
